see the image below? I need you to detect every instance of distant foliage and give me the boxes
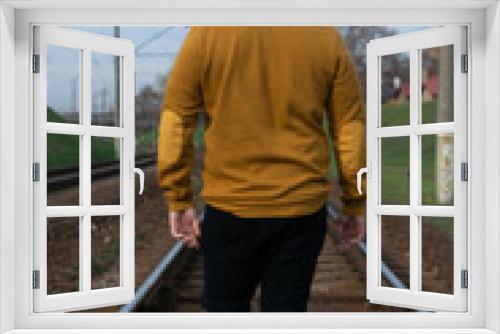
[47,106,67,123]
[337,26,397,100]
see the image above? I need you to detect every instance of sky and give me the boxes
[48,26,430,115]
[71,26,190,93]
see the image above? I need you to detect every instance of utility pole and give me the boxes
[71,76,78,123]
[114,26,121,160]
[436,46,454,205]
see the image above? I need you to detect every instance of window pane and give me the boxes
[47,45,80,124]
[91,52,120,127]
[91,216,121,289]
[421,216,453,294]
[421,134,454,206]
[381,136,410,205]
[381,215,410,289]
[380,52,410,127]
[91,137,121,206]
[421,45,454,124]
[47,133,80,206]
[47,217,80,294]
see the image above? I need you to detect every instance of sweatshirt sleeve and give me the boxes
[329,29,367,215]
[157,27,204,212]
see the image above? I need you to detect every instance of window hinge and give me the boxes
[461,162,468,182]
[32,270,40,289]
[32,163,40,182]
[32,54,40,73]
[461,269,468,289]
[461,54,468,73]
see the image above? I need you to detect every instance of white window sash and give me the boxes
[365,25,468,312]
[32,25,136,312]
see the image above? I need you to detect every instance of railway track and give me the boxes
[119,205,415,313]
[47,153,156,192]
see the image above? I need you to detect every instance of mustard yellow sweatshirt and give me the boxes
[157,26,366,218]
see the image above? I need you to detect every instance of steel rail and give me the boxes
[119,240,185,313]
[119,211,205,312]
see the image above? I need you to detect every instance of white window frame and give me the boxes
[0,1,499,333]
[365,25,468,312]
[32,26,136,312]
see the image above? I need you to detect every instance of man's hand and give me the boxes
[337,214,365,252]
[169,207,200,249]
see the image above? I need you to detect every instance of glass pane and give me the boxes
[422,134,454,206]
[91,216,121,289]
[421,45,454,124]
[381,136,410,205]
[47,45,80,124]
[91,137,121,206]
[91,52,120,127]
[47,133,80,206]
[380,52,410,127]
[421,216,453,294]
[381,215,410,289]
[47,217,80,294]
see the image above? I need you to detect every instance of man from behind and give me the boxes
[157,26,366,312]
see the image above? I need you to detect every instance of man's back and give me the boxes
[158,26,365,218]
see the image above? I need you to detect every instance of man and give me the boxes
[157,26,366,312]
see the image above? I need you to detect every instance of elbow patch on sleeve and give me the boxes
[158,109,184,167]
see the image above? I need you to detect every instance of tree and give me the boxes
[337,26,398,100]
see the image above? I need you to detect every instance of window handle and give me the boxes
[130,162,145,195]
[356,164,371,195]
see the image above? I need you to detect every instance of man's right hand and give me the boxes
[336,214,365,252]
[169,207,200,248]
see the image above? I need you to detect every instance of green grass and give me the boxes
[381,103,410,127]
[379,100,453,206]
[381,136,410,204]
[47,106,68,123]
[91,137,117,164]
[381,100,444,126]
[136,129,157,154]
[47,133,80,170]
[47,108,117,170]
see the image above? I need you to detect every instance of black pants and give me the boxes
[200,203,327,312]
